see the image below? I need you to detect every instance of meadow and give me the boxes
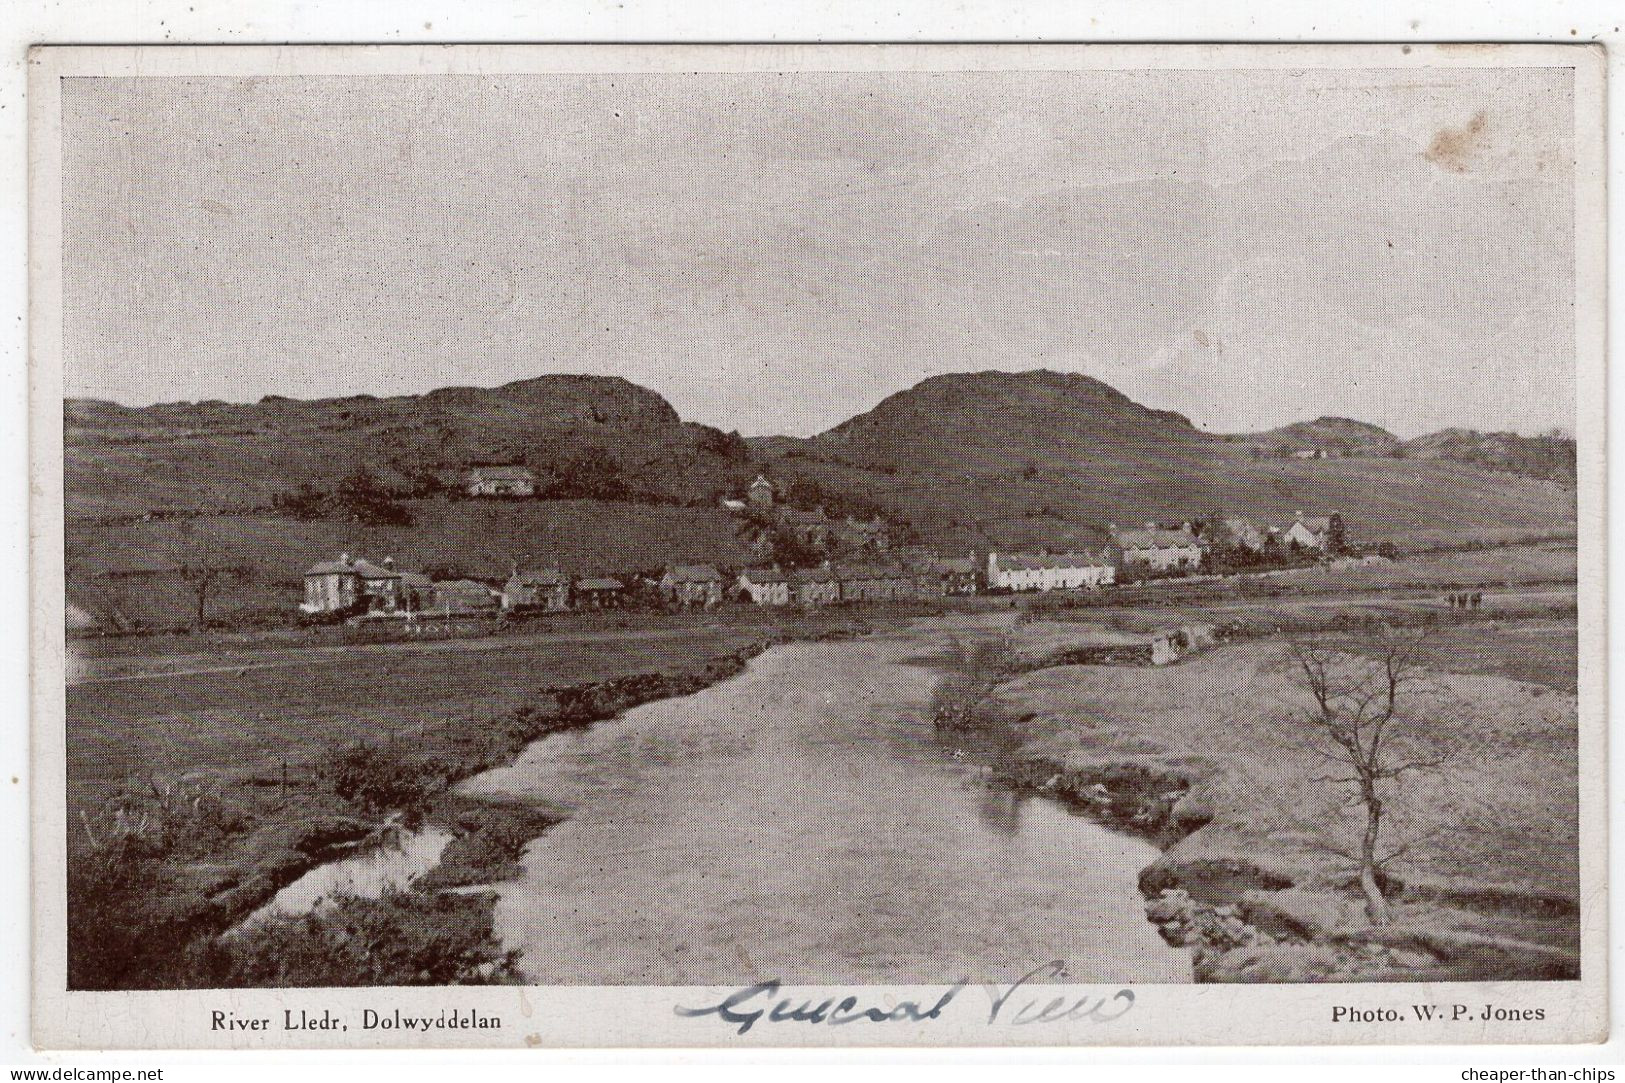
[972,604,1582,982]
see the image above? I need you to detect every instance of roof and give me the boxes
[991,551,1109,572]
[835,563,912,580]
[779,508,830,525]
[305,561,353,576]
[508,569,567,587]
[575,577,625,591]
[935,556,979,575]
[1294,516,1334,533]
[304,557,401,578]
[398,572,434,589]
[792,568,838,584]
[468,465,537,481]
[435,579,497,597]
[1112,528,1200,549]
[739,568,791,584]
[664,564,723,583]
[350,559,402,580]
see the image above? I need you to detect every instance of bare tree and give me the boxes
[170,522,239,631]
[1287,629,1445,925]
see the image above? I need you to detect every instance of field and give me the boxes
[64,540,1582,987]
[65,604,885,989]
[968,590,1581,982]
[773,449,1576,555]
[67,609,850,818]
[67,498,755,630]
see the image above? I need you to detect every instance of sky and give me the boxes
[61,66,1577,438]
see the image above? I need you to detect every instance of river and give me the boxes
[458,628,1192,986]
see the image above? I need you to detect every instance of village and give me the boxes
[300,468,1357,622]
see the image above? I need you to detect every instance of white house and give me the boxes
[466,466,537,497]
[986,552,1115,592]
[1283,511,1344,552]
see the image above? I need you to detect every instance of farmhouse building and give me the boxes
[737,568,792,606]
[748,474,776,507]
[836,516,890,552]
[301,554,405,613]
[778,506,833,548]
[398,571,435,612]
[503,568,570,612]
[792,568,841,606]
[431,579,501,615]
[835,563,917,603]
[1212,517,1266,553]
[573,577,626,609]
[986,552,1115,592]
[1107,525,1204,572]
[1283,511,1345,552]
[660,564,724,607]
[465,466,538,498]
[933,554,982,595]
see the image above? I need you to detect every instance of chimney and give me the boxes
[1145,522,1156,531]
[340,552,351,565]
[383,556,396,571]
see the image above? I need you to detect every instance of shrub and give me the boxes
[197,890,520,987]
[325,743,447,814]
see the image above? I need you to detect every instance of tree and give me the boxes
[171,523,241,631]
[1286,629,1445,925]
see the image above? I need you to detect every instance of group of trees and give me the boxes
[272,469,416,526]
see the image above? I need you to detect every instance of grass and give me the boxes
[65,610,870,989]
[67,614,830,819]
[67,498,756,630]
[979,617,1581,981]
[778,450,1576,554]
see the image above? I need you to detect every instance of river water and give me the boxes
[458,629,1192,986]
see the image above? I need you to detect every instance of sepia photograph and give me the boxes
[26,42,1606,1048]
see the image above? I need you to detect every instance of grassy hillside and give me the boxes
[1227,416,1402,456]
[764,443,1575,554]
[67,375,757,518]
[753,370,1576,553]
[67,368,1579,629]
[1403,428,1577,483]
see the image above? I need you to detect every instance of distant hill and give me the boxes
[1401,428,1577,484]
[66,375,757,519]
[753,369,1576,555]
[1231,416,1402,457]
[65,368,1579,630]
[807,369,1212,473]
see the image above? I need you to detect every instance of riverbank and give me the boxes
[67,614,873,989]
[930,615,1582,983]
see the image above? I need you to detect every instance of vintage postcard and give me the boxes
[28,43,1606,1049]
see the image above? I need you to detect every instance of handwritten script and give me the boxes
[674,961,1135,1035]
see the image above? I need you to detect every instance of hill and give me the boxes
[1402,428,1577,484]
[808,369,1212,474]
[1230,416,1402,457]
[65,369,1579,629]
[753,370,1576,554]
[66,375,757,519]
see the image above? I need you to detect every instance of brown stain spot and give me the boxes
[1424,110,1488,173]
[525,1033,542,1047]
